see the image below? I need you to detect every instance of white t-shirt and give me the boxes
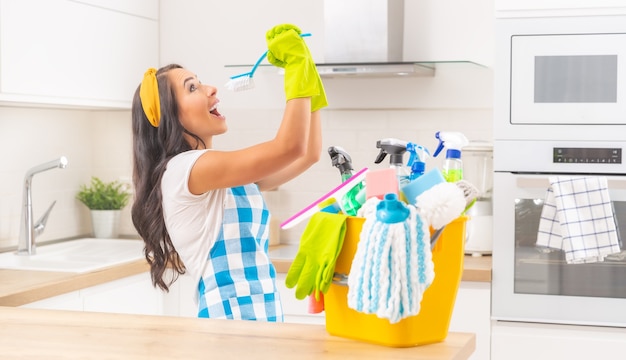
[160,149,224,283]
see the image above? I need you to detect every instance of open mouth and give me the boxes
[209,103,224,119]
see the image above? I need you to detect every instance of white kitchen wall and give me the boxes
[0,0,494,249]
[160,0,494,242]
[0,107,134,250]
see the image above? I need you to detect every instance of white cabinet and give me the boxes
[491,321,626,360]
[81,272,163,315]
[72,0,158,18]
[495,0,626,17]
[20,290,83,311]
[21,272,164,315]
[161,272,198,318]
[0,0,158,109]
[449,281,491,360]
[275,273,325,325]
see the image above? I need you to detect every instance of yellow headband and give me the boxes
[139,68,161,127]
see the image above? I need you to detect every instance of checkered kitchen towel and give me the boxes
[536,176,621,264]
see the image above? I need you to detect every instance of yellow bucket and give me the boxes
[324,216,467,347]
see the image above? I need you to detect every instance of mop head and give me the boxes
[356,196,381,218]
[415,182,466,230]
[347,196,434,324]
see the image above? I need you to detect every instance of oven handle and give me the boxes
[517,176,626,189]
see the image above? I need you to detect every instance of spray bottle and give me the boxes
[405,142,430,181]
[374,138,411,187]
[328,146,365,216]
[433,131,469,182]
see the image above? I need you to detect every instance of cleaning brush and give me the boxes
[225,50,268,92]
[225,33,311,92]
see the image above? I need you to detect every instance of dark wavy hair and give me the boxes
[131,64,205,291]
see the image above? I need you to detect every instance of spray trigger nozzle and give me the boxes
[374,138,408,165]
[433,131,469,158]
[328,146,354,172]
[406,142,430,167]
[433,132,445,158]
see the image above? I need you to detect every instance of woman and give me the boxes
[130,24,325,321]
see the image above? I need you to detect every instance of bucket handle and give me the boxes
[332,272,349,287]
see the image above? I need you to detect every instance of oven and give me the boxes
[493,13,626,327]
[492,141,626,326]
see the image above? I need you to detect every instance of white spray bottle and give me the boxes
[433,131,469,182]
[374,138,411,187]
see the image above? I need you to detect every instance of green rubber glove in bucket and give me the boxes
[285,211,347,300]
[266,24,327,111]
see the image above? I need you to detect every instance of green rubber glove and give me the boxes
[285,211,347,300]
[310,71,328,112]
[300,42,328,112]
[266,24,327,111]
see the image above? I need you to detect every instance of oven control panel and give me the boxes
[553,147,622,164]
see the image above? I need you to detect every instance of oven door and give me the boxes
[492,172,626,327]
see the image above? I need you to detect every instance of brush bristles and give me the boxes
[225,76,255,92]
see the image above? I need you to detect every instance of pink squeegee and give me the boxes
[280,167,369,229]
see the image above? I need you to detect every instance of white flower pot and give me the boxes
[90,210,121,239]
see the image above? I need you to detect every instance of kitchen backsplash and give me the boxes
[251,107,493,243]
[0,107,133,250]
[0,94,492,249]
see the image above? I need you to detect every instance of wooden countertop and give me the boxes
[461,255,492,282]
[273,252,492,283]
[0,259,150,307]
[0,251,490,307]
[0,306,475,359]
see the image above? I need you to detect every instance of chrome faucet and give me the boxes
[17,156,69,255]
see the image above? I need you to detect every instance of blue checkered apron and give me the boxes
[197,184,283,321]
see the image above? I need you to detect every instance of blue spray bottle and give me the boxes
[328,146,366,216]
[405,142,430,181]
[433,131,469,182]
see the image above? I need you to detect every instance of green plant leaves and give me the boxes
[76,177,130,210]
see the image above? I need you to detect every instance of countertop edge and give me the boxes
[272,255,492,283]
[1,254,490,308]
[0,260,150,307]
[0,306,476,359]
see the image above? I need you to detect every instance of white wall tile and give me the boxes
[0,0,494,250]
[0,108,138,250]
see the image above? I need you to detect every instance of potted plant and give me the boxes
[76,177,131,238]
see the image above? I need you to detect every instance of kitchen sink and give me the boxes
[0,238,145,273]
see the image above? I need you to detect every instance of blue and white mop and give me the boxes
[347,193,434,324]
[347,180,475,323]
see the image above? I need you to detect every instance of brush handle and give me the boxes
[248,50,269,78]
[280,167,368,229]
[251,33,311,77]
[231,33,313,80]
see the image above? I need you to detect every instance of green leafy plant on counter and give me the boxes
[76,177,131,210]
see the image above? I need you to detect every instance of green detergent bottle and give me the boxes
[328,146,365,216]
[433,131,469,182]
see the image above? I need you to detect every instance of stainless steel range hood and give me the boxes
[315,62,435,78]
[317,0,433,77]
